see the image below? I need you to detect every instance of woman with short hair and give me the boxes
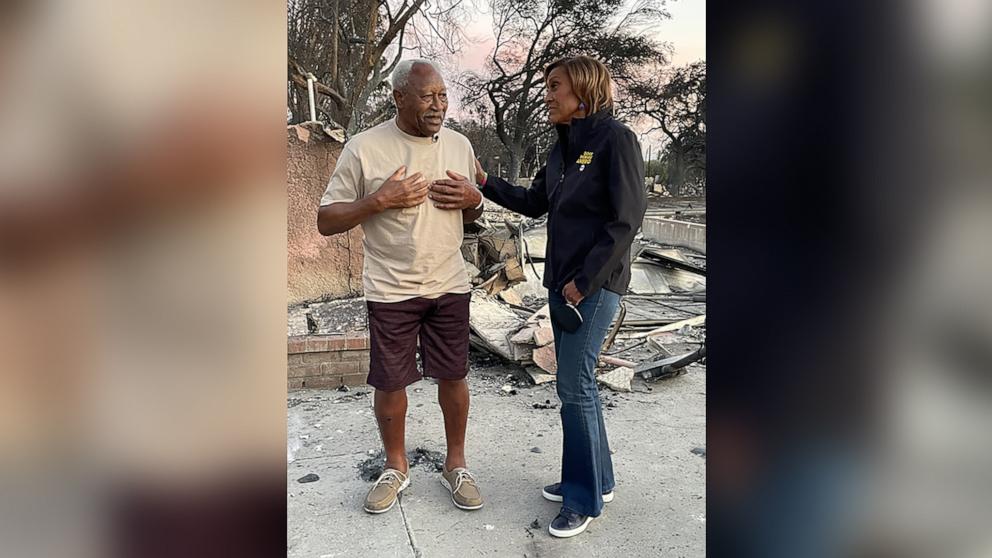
[475,55,647,538]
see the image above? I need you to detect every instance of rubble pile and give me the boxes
[287,201,707,393]
[465,206,706,392]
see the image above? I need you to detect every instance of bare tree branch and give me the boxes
[289,57,347,108]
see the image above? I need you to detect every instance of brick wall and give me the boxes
[287,333,371,389]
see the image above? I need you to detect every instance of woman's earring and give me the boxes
[579,102,586,111]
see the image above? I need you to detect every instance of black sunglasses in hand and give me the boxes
[551,295,583,333]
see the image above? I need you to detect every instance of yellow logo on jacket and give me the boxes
[577,151,594,171]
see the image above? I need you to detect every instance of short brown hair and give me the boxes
[544,56,614,114]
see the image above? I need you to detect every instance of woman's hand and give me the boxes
[474,158,486,186]
[562,280,584,305]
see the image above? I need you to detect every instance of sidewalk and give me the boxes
[287,363,706,558]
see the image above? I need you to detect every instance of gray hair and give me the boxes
[390,59,443,92]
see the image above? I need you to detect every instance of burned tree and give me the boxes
[631,61,706,196]
[460,0,669,182]
[288,0,468,134]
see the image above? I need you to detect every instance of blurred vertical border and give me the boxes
[708,0,992,557]
[0,1,287,557]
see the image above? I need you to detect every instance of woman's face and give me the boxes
[544,67,582,124]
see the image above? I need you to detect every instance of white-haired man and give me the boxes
[317,59,485,514]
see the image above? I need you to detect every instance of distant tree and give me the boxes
[459,0,670,182]
[287,0,469,135]
[445,111,511,173]
[645,152,667,184]
[631,61,705,196]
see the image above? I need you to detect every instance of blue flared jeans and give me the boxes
[549,287,621,517]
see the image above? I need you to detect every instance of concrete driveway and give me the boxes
[287,362,705,558]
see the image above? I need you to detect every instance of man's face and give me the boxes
[394,64,448,136]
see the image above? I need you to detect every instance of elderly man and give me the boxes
[317,59,485,514]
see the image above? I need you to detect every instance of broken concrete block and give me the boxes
[485,273,509,296]
[468,293,526,361]
[526,367,556,385]
[464,261,481,279]
[508,335,533,361]
[461,235,480,268]
[510,325,538,345]
[532,326,554,347]
[527,303,552,325]
[532,343,557,374]
[504,257,526,282]
[597,367,634,392]
[499,288,524,306]
[294,126,311,143]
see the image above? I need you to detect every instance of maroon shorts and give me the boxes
[366,292,471,391]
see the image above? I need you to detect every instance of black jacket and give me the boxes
[482,109,647,297]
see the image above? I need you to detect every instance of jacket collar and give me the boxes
[555,107,613,153]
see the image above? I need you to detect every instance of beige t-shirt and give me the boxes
[320,118,476,303]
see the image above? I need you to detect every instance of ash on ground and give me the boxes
[357,447,447,482]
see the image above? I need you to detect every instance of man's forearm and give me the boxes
[462,205,483,223]
[317,194,384,236]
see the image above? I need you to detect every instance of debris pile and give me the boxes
[288,200,707,394]
[465,205,707,392]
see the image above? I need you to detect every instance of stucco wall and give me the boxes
[287,125,364,305]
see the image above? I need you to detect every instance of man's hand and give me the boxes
[372,165,428,209]
[562,280,584,305]
[429,170,483,210]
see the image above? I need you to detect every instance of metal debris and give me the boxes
[635,344,706,381]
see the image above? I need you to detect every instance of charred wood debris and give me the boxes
[464,206,705,393]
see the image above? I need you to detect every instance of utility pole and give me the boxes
[639,133,650,178]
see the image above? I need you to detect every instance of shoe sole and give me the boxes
[541,488,614,504]
[363,476,410,514]
[439,477,484,510]
[549,516,594,538]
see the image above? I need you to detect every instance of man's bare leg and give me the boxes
[437,378,469,471]
[374,388,409,473]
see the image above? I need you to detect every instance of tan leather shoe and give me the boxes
[440,467,484,510]
[363,468,409,514]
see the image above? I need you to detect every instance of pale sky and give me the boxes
[432,0,705,156]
